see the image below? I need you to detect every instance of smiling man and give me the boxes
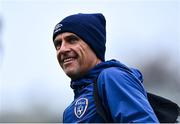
[52,13,159,123]
[54,32,101,80]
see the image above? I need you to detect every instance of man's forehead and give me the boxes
[54,32,78,41]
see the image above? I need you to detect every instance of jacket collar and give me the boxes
[70,59,131,89]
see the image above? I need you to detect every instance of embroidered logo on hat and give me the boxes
[54,23,63,33]
[74,98,88,118]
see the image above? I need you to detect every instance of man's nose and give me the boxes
[59,41,70,54]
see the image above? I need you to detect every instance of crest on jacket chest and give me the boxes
[74,98,88,118]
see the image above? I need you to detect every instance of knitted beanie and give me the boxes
[53,13,106,61]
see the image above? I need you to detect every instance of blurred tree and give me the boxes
[138,52,180,105]
[141,53,179,88]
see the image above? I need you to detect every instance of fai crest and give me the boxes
[74,98,88,118]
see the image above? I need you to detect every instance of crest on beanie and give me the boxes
[54,23,63,34]
[74,98,88,118]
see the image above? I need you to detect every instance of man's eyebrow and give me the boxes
[64,34,79,40]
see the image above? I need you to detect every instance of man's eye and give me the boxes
[54,41,62,49]
[68,37,78,43]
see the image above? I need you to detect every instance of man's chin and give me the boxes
[66,73,79,80]
[64,69,78,79]
[62,61,80,79]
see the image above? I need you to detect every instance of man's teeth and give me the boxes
[64,58,74,63]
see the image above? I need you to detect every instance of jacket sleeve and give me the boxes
[97,67,159,123]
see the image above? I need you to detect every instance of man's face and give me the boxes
[54,32,101,79]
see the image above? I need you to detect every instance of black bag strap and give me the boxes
[93,78,113,122]
[93,78,180,123]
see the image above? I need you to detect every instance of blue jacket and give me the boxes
[63,59,159,123]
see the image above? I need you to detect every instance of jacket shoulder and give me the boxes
[98,66,136,84]
[97,66,146,100]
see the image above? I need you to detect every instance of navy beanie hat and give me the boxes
[53,13,106,61]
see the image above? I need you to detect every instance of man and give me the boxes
[52,13,159,123]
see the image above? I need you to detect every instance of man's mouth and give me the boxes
[62,57,76,65]
[63,57,75,63]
